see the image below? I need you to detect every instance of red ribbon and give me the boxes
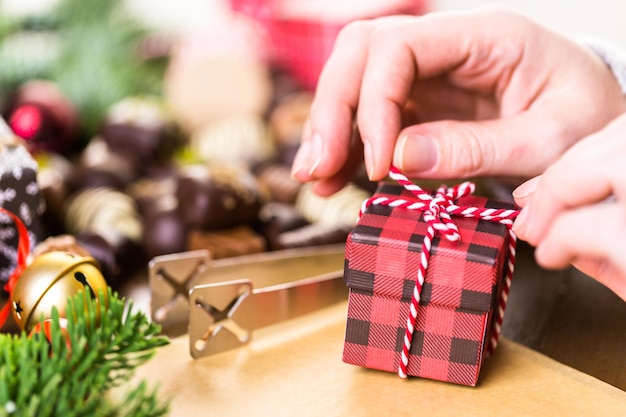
[0,208,30,328]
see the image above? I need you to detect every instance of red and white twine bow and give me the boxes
[359,167,520,379]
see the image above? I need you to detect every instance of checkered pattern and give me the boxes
[343,183,514,386]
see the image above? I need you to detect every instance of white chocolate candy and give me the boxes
[295,183,371,227]
[191,115,276,165]
[65,187,143,242]
[164,14,272,131]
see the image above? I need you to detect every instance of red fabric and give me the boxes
[343,183,514,386]
[29,318,71,351]
[0,208,31,328]
[229,0,431,90]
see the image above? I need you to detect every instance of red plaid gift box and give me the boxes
[343,181,517,386]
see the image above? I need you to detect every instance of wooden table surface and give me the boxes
[501,241,626,391]
[128,305,626,417]
[121,239,626,416]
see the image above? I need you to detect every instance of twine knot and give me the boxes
[421,182,475,244]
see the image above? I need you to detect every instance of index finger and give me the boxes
[357,6,521,180]
[304,16,418,182]
[299,20,371,182]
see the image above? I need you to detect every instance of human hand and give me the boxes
[513,114,626,301]
[291,5,626,196]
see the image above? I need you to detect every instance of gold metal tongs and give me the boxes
[148,244,347,358]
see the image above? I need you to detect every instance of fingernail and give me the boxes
[512,176,541,199]
[364,140,375,179]
[308,132,324,176]
[394,134,437,172]
[291,140,312,178]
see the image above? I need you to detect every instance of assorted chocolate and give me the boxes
[295,183,372,227]
[100,96,184,172]
[0,1,436,337]
[32,84,373,285]
[186,226,267,259]
[190,115,276,165]
[175,164,264,231]
[63,186,145,285]
[0,18,375,292]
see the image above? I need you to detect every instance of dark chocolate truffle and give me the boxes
[176,164,263,230]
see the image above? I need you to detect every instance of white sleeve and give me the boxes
[580,36,626,94]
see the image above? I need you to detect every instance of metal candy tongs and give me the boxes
[148,244,347,358]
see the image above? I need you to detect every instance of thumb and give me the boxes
[392,113,572,179]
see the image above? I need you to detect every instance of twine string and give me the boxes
[359,167,519,379]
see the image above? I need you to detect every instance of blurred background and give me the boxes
[0,0,625,303]
[442,0,626,48]
[2,0,624,393]
[6,0,624,45]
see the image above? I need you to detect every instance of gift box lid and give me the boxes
[345,183,515,313]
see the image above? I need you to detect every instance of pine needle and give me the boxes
[0,288,170,417]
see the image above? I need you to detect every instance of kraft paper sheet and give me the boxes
[127,302,626,416]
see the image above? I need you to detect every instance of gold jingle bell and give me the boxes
[11,251,108,332]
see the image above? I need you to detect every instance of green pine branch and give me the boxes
[0,289,170,417]
[0,0,166,137]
